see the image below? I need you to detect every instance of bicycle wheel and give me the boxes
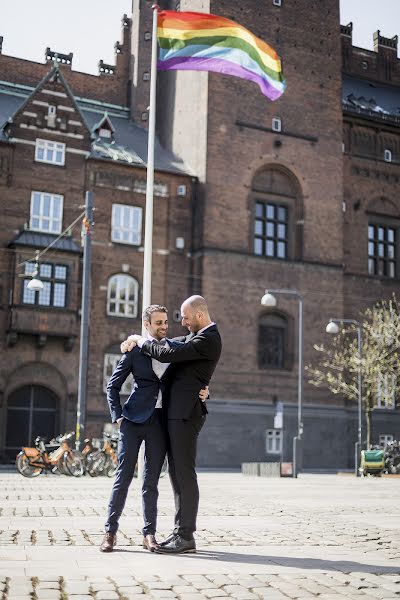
[16,452,42,478]
[64,451,84,477]
[105,454,118,477]
[87,451,107,476]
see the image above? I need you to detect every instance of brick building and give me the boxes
[1,0,399,469]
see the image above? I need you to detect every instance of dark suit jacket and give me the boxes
[106,345,172,424]
[141,324,222,419]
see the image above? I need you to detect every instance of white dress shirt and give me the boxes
[196,322,215,335]
[147,335,170,408]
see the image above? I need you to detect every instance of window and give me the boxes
[103,353,134,395]
[384,149,392,163]
[107,274,138,318]
[111,204,142,245]
[251,167,302,261]
[254,202,288,259]
[368,224,396,278]
[99,128,112,138]
[177,184,187,196]
[30,191,63,234]
[266,430,282,454]
[35,139,65,166]
[272,116,282,132]
[22,262,67,308]
[273,0,282,6]
[47,105,56,128]
[379,434,393,447]
[259,313,287,369]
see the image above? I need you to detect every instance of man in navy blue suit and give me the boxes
[100,304,207,554]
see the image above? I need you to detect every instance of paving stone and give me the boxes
[96,592,119,600]
[201,589,228,598]
[148,592,177,598]
[172,586,200,594]
[64,581,91,594]
[118,586,145,594]
[35,590,61,599]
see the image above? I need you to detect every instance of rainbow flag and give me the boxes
[157,10,286,101]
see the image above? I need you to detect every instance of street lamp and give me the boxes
[261,288,304,478]
[26,254,44,292]
[326,318,362,476]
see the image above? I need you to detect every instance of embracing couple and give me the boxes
[101,295,222,554]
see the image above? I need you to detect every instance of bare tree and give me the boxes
[306,297,400,448]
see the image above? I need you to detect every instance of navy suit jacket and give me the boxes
[106,343,177,424]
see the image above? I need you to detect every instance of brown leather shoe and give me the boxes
[100,532,116,552]
[142,534,159,552]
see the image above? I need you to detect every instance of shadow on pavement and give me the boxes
[178,550,400,574]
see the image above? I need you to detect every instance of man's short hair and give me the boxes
[142,304,168,323]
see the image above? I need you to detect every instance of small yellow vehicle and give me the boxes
[360,449,385,477]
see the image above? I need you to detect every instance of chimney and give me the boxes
[0,36,3,54]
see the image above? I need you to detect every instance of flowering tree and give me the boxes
[306,297,400,448]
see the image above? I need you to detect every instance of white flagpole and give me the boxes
[138,2,159,481]
[141,2,159,333]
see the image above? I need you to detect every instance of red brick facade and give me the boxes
[0,1,399,467]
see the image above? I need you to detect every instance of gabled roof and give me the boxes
[0,67,193,175]
[1,64,92,142]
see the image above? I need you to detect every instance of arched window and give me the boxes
[258,313,288,369]
[5,385,58,458]
[107,274,138,318]
[251,167,303,261]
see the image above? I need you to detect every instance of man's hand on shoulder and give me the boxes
[120,334,143,353]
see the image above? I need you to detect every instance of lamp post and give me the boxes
[261,289,304,478]
[75,191,93,449]
[326,318,362,477]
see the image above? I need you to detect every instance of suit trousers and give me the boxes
[105,409,166,536]
[167,412,206,540]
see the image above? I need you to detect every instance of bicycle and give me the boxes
[86,433,118,477]
[16,432,84,478]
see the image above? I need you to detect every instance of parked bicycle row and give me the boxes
[16,431,118,478]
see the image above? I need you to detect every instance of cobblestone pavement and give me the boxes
[0,471,399,599]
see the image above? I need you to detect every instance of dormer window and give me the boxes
[93,112,115,141]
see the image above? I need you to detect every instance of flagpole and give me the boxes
[138,2,159,480]
[141,2,159,335]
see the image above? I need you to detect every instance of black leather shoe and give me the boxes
[159,532,176,547]
[156,534,196,554]
[100,532,116,552]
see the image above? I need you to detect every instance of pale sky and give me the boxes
[0,0,399,75]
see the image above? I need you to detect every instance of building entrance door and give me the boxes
[5,385,58,459]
